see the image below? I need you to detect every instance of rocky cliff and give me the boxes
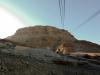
[6,25,100,54]
[0,39,100,75]
[6,26,76,49]
[0,25,100,75]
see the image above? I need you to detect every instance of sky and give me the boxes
[0,0,100,44]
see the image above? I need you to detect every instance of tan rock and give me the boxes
[6,26,76,50]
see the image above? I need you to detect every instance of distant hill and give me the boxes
[6,25,100,54]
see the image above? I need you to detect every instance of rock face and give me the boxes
[56,40,100,54]
[0,39,62,62]
[0,39,100,75]
[0,39,16,53]
[6,26,76,49]
[1,50,100,75]
[1,26,100,75]
[6,25,100,55]
[75,40,100,52]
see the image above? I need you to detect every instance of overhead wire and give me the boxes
[73,9,100,31]
[58,0,67,44]
[63,0,66,29]
[58,0,66,29]
[59,0,63,28]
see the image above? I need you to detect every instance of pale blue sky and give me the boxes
[0,0,100,44]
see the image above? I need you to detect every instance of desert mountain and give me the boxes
[6,25,100,54]
[0,38,100,75]
[6,26,76,49]
[0,26,100,75]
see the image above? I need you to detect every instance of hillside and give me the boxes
[0,44,100,75]
[0,25,100,75]
[6,25,100,54]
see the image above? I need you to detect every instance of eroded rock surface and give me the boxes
[6,26,100,55]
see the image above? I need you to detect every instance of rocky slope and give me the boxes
[75,40,100,52]
[6,26,76,49]
[6,25,100,54]
[0,39,62,62]
[0,40,100,75]
[1,50,100,75]
[0,25,100,75]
